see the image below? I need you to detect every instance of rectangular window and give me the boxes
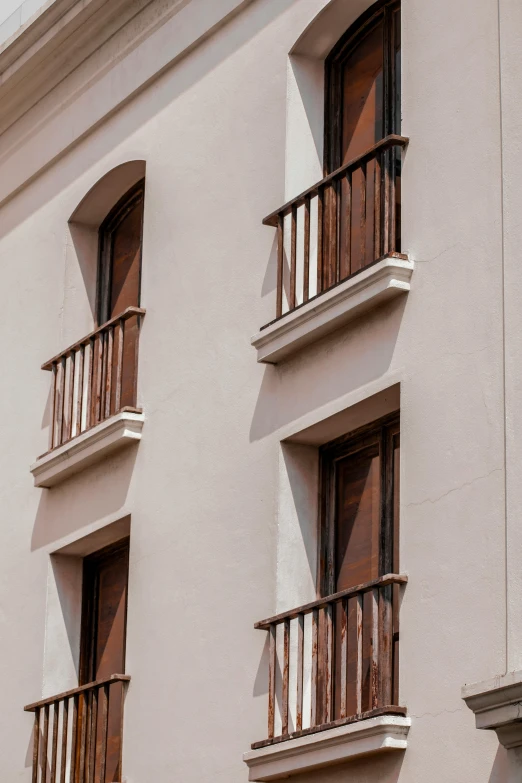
[79,538,129,782]
[318,414,400,720]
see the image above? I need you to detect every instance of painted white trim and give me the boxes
[251,256,414,364]
[243,715,411,781]
[0,0,148,71]
[30,410,144,488]
[462,670,522,748]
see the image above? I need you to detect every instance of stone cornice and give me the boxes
[0,0,83,73]
[462,671,522,749]
[0,0,159,133]
[0,0,254,206]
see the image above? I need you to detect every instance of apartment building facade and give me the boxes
[1,0,521,781]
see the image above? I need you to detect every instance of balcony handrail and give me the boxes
[24,673,131,712]
[255,573,408,629]
[262,134,409,227]
[42,306,145,450]
[261,135,409,321]
[42,306,146,371]
[253,574,407,746]
[24,673,130,783]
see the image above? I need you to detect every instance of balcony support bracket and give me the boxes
[243,715,410,781]
[30,409,144,488]
[251,255,413,364]
[463,671,522,750]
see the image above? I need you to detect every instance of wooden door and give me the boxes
[97,181,144,410]
[319,416,399,720]
[324,1,400,284]
[80,539,130,783]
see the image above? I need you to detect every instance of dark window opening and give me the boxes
[97,180,144,327]
[318,414,400,722]
[78,538,130,782]
[323,0,401,284]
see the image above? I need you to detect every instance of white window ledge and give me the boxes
[30,410,144,488]
[251,255,414,364]
[462,670,522,749]
[243,716,411,781]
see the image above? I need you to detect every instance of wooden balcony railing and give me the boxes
[252,574,407,749]
[24,674,130,783]
[42,307,145,452]
[262,135,409,324]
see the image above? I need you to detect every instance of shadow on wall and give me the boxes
[281,441,318,590]
[290,54,324,163]
[261,233,278,298]
[253,632,272,698]
[30,446,138,551]
[250,297,406,442]
[488,745,509,782]
[49,553,83,679]
[295,751,405,783]
[68,160,146,319]
[262,239,301,308]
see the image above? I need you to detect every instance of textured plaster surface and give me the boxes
[0,0,515,781]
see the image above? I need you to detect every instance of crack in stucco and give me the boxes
[409,706,464,720]
[406,467,503,509]
[414,242,462,264]
[441,345,491,360]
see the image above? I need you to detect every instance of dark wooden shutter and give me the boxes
[339,19,385,164]
[324,0,401,280]
[80,539,129,783]
[334,443,381,592]
[108,198,143,319]
[97,182,144,411]
[97,181,144,325]
[319,415,399,721]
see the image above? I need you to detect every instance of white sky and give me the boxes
[0,0,48,27]
[0,0,25,24]
[0,0,50,47]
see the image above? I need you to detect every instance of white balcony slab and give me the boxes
[31,410,144,488]
[462,670,522,748]
[251,255,414,364]
[243,716,411,781]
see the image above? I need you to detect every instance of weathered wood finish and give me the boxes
[42,307,145,453]
[268,625,276,739]
[24,675,130,783]
[253,574,406,747]
[252,705,407,750]
[261,135,407,325]
[97,180,144,326]
[295,614,304,732]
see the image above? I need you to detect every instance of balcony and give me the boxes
[30,307,145,487]
[251,136,413,363]
[244,574,409,780]
[24,674,130,783]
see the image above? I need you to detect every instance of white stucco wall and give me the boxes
[0,0,517,781]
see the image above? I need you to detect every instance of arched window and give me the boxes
[322,0,401,285]
[324,0,400,171]
[97,179,145,326]
[259,0,406,331]
[40,169,146,457]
